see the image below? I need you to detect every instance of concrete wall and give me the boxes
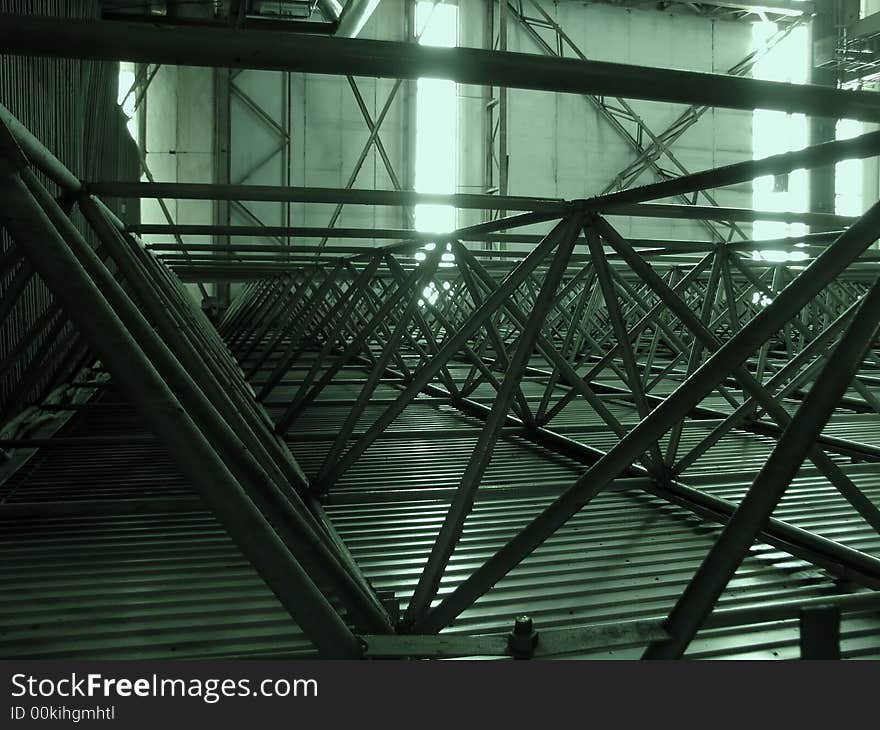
[140,0,759,277]
[142,64,215,300]
[231,0,412,242]
[458,1,754,239]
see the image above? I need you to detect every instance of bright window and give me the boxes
[751,21,809,251]
[414,1,458,234]
[117,62,138,143]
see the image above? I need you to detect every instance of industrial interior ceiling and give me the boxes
[3,0,880,660]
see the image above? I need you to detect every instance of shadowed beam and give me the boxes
[89,181,857,228]
[644,277,880,659]
[3,13,880,120]
[410,197,880,634]
[588,130,880,208]
[86,181,567,212]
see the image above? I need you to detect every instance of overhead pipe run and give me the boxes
[335,0,382,38]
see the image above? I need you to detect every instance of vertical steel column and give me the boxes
[800,605,841,660]
[214,66,232,311]
[809,2,838,228]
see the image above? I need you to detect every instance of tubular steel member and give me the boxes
[136,245,342,502]
[0,141,363,657]
[672,299,862,475]
[274,251,441,434]
[4,13,880,120]
[587,129,880,209]
[243,272,326,381]
[453,244,654,461]
[411,198,880,635]
[256,261,362,401]
[266,257,384,416]
[95,205,385,608]
[642,277,880,659]
[109,214,324,504]
[298,249,880,604]
[594,217,880,532]
[315,216,575,493]
[234,273,304,365]
[0,102,81,195]
[312,251,444,484]
[402,215,582,626]
[539,252,717,425]
[401,245,880,620]
[80,198,307,491]
[453,253,534,422]
[34,158,384,628]
[664,251,725,464]
[585,227,666,477]
[29,180,390,636]
[87,180,858,229]
[226,277,289,351]
[87,181,568,214]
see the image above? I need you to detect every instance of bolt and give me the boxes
[513,615,533,635]
[508,614,539,659]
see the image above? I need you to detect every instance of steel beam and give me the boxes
[589,130,880,208]
[0,153,362,659]
[643,277,880,659]
[3,13,880,120]
[412,198,880,634]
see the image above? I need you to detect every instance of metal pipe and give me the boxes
[0,155,362,659]
[403,216,580,625]
[335,0,382,38]
[589,130,880,208]
[318,219,573,491]
[643,277,880,659]
[88,181,567,213]
[0,103,81,194]
[412,198,880,634]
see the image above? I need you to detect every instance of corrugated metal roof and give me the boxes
[3,341,880,659]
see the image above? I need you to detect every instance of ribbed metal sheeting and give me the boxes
[3,349,880,659]
[272,351,880,659]
[0,0,140,419]
[0,392,316,659]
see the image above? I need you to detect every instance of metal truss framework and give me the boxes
[4,15,880,659]
[4,103,880,657]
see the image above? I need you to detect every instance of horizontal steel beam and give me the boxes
[86,181,567,213]
[602,202,856,227]
[91,182,859,227]
[361,620,668,658]
[591,130,880,208]
[140,228,844,253]
[100,11,338,34]
[2,13,880,120]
